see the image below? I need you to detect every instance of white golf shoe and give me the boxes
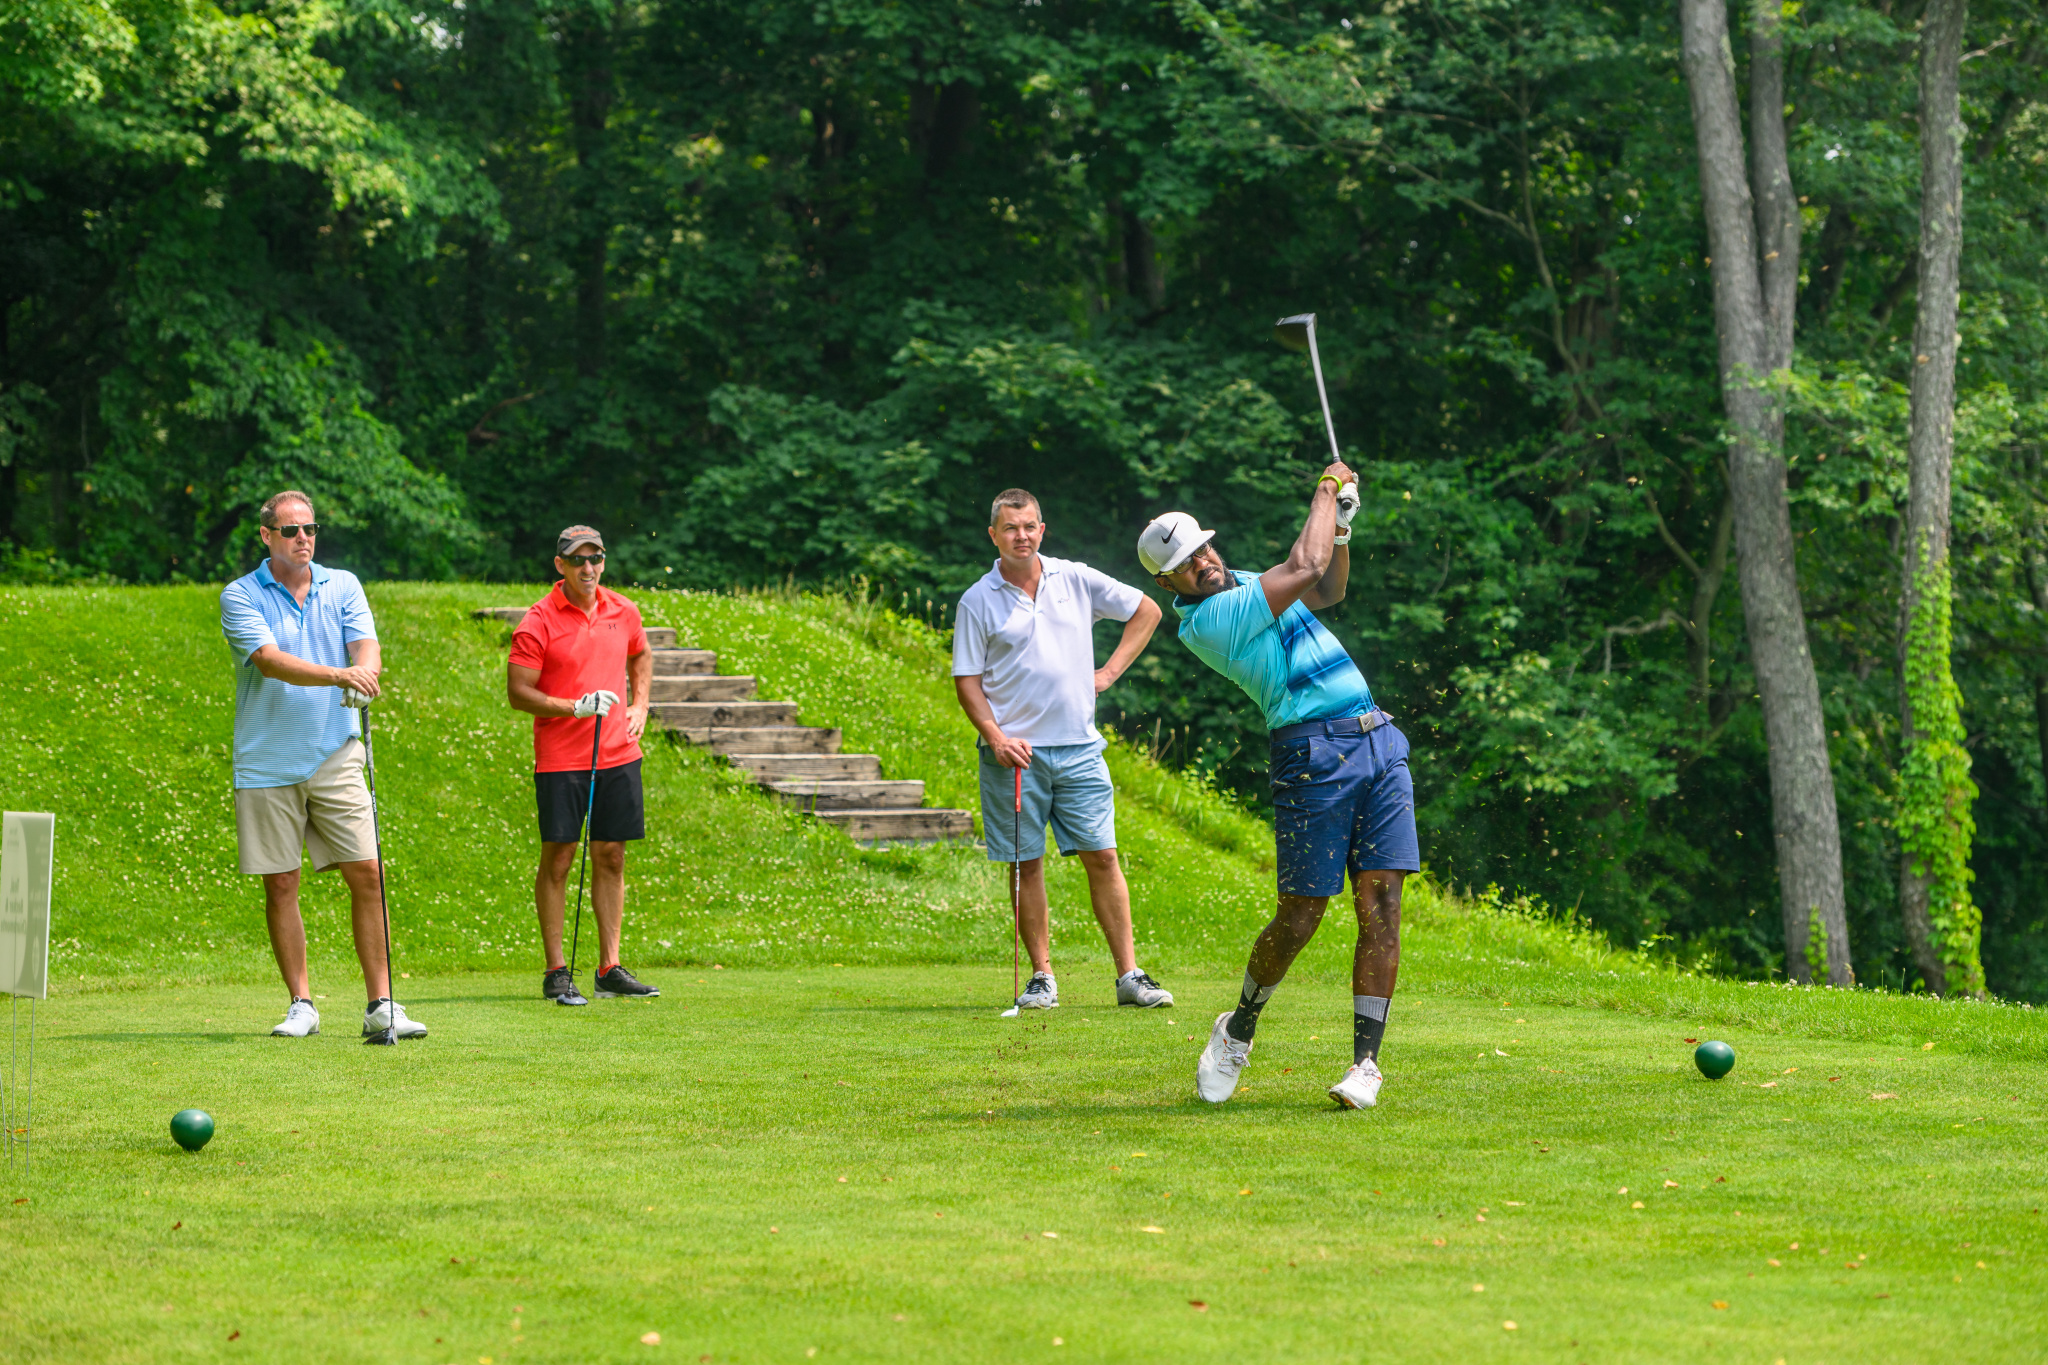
[362,998,428,1039]
[1195,1012,1252,1103]
[1116,969,1174,1008]
[271,998,320,1037]
[1329,1057,1383,1109]
[1014,971,1058,1010]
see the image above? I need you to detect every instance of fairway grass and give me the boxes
[4,968,2044,1364]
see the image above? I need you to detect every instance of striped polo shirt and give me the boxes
[220,559,377,789]
[1173,569,1373,731]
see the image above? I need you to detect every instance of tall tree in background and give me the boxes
[1678,0,1852,984]
[1896,0,1983,996]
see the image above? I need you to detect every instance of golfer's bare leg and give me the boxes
[1078,848,1137,977]
[262,870,312,1000]
[1015,856,1052,974]
[339,858,392,1001]
[534,841,578,971]
[589,841,626,966]
[1352,871,1403,997]
[1245,893,1332,988]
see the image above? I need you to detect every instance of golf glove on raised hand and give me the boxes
[1332,481,1360,547]
[1334,481,1361,527]
[573,690,620,718]
[341,687,373,709]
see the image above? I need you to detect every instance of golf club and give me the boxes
[561,710,603,1005]
[360,704,400,1046]
[999,765,1023,1018]
[1274,313,1342,464]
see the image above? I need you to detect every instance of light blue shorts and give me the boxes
[979,742,1117,862]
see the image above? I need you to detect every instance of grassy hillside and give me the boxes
[2,580,2042,1061]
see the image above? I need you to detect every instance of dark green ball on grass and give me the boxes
[170,1108,215,1152]
[1693,1041,1735,1080]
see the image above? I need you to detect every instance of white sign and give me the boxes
[1,812,53,1000]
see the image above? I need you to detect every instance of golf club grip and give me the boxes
[1014,765,1023,812]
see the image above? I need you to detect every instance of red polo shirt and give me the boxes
[508,583,650,773]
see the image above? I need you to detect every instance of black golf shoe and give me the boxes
[594,964,660,998]
[543,966,588,1007]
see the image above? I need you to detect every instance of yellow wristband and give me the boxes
[1316,474,1342,493]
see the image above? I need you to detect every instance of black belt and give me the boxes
[1270,709,1391,744]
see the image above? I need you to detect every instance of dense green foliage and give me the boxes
[3,0,2045,995]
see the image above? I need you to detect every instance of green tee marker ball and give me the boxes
[170,1108,215,1152]
[1694,1040,1736,1080]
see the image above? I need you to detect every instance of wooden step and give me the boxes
[670,725,842,754]
[650,675,755,703]
[649,647,715,675]
[650,700,797,729]
[817,808,975,844]
[767,779,925,811]
[643,626,677,649]
[725,753,883,782]
[472,606,526,624]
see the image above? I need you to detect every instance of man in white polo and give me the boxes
[219,489,426,1041]
[953,487,1172,1011]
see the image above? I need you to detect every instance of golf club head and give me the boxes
[1000,1006,1021,1018]
[363,1027,396,1046]
[556,990,589,1007]
[1273,313,1316,353]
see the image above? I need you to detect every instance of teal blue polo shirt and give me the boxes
[1173,570,1373,731]
[220,559,376,789]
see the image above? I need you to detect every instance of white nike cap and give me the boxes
[1136,511,1215,576]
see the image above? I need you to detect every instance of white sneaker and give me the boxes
[1195,1012,1252,1103]
[1014,972,1058,1010]
[363,998,428,1039]
[1329,1057,1383,1109]
[1116,969,1174,1008]
[271,999,320,1037]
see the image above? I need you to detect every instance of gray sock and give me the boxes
[1353,994,1390,1064]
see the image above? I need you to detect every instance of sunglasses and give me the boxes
[561,552,605,567]
[271,523,319,539]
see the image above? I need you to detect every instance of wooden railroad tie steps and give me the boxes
[473,608,973,844]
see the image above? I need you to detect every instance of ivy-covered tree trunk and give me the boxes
[1679,0,1853,985]
[1897,0,1983,998]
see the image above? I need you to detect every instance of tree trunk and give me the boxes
[1679,0,1853,985]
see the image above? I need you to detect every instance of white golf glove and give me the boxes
[573,690,620,718]
[1334,481,1361,527]
[341,687,373,709]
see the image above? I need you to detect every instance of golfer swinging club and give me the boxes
[953,488,1174,1011]
[508,525,660,1006]
[220,490,427,1040]
[1138,461,1416,1108]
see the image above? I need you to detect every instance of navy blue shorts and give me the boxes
[1270,721,1420,896]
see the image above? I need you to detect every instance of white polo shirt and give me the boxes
[952,554,1147,746]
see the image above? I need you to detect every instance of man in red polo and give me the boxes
[507,524,660,1006]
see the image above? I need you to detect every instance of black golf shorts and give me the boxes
[535,759,646,844]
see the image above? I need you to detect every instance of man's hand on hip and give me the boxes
[988,732,1034,769]
[332,663,381,700]
[1093,665,1120,696]
[624,702,650,742]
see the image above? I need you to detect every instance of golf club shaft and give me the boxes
[363,707,398,1034]
[1305,330,1341,465]
[1012,766,1022,1003]
[567,712,603,978]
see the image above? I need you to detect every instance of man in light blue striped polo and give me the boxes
[1138,458,1415,1111]
[219,490,426,1041]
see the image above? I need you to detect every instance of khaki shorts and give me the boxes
[234,739,377,875]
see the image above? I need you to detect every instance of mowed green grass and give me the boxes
[3,967,2045,1364]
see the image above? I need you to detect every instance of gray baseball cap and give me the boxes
[556,524,605,556]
